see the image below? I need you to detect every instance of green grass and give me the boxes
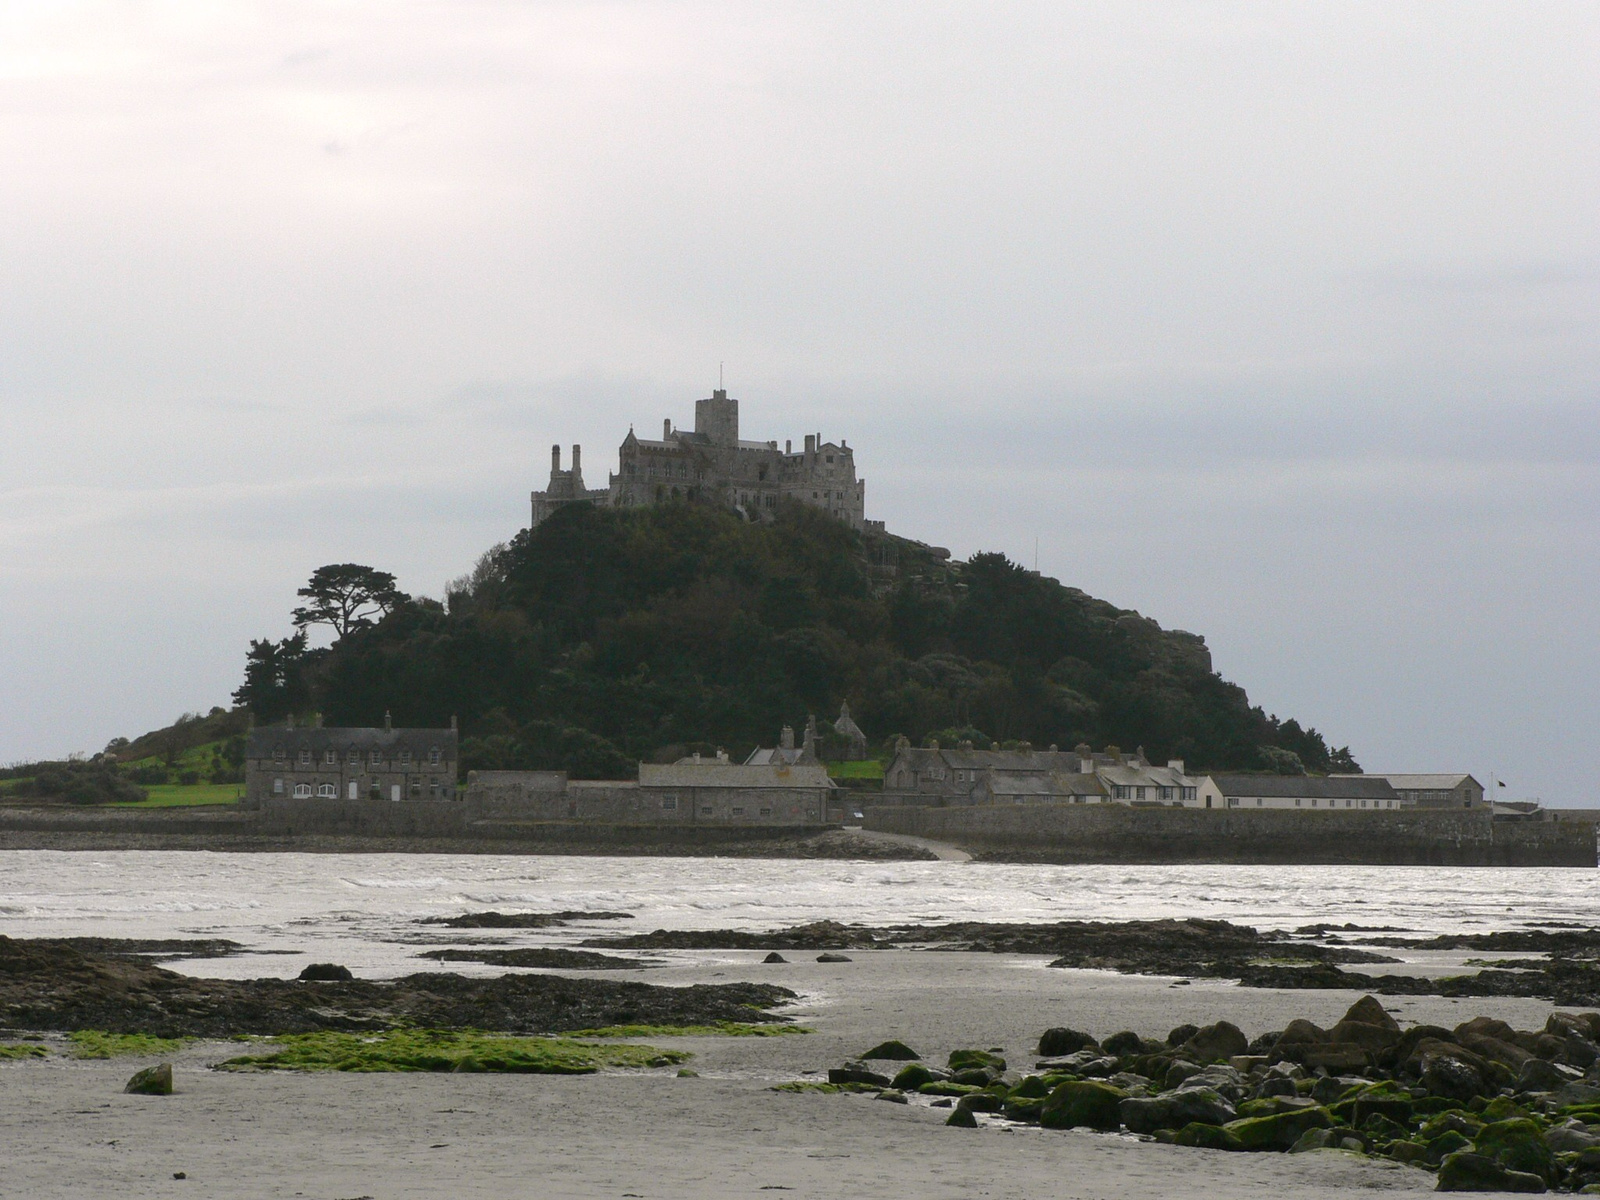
[826,760,885,780]
[565,1022,812,1039]
[68,1031,190,1058]
[111,783,242,808]
[217,1029,692,1074]
[0,1043,50,1060]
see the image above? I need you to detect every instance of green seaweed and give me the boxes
[68,1031,189,1059]
[771,1080,880,1094]
[565,1022,810,1039]
[0,1042,50,1060]
[217,1029,689,1074]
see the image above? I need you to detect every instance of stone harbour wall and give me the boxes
[862,804,1597,867]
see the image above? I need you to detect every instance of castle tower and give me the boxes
[694,389,739,446]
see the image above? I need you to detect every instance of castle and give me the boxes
[530,389,869,531]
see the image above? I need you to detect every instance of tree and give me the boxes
[232,631,311,722]
[291,564,409,638]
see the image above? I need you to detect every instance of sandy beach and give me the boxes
[1,949,1569,1199]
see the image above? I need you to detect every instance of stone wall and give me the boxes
[863,804,1597,867]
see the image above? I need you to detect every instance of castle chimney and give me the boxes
[571,444,582,480]
[551,444,561,474]
[804,434,815,455]
[664,418,671,439]
[786,440,792,454]
[450,715,458,732]
[780,724,794,751]
[384,710,392,732]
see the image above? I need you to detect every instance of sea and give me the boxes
[1,851,1596,981]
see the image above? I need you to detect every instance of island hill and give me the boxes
[4,390,1588,863]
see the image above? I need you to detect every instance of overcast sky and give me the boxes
[2,2,1596,802]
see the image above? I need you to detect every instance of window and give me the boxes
[1182,787,1196,802]
[1310,798,1317,808]
[317,783,337,798]
[273,745,285,761]
[661,797,678,811]
[1227,797,1239,808]
[273,777,284,794]
[1360,800,1367,809]
[1136,786,1147,801]
[324,749,337,765]
[1295,798,1302,808]
[429,747,441,766]
[699,805,713,816]
[348,748,360,764]
[1256,798,1263,807]
[409,778,421,795]
[731,807,745,815]
[370,751,383,766]
[400,750,412,765]
[298,749,311,765]
[293,783,312,798]
[1114,785,1131,800]
[1346,799,1353,808]
[759,807,772,817]
[1160,786,1174,801]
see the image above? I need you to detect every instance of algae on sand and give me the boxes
[217,1029,691,1074]
[0,1042,50,1059]
[68,1031,190,1059]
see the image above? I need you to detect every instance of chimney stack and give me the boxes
[664,418,671,439]
[551,444,561,473]
[384,710,392,732]
[804,434,815,455]
[571,444,582,477]
[450,715,458,732]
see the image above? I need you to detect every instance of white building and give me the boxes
[1194,773,1401,811]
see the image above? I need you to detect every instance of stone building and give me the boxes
[1332,773,1485,809]
[245,715,459,806]
[530,389,867,530]
[880,740,1150,806]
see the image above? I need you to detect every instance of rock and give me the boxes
[959,1092,1005,1114]
[1165,1060,1203,1090]
[1341,995,1400,1031]
[1420,1053,1488,1103]
[1553,1081,1600,1108]
[1290,1128,1339,1153]
[1223,1106,1332,1152]
[1544,1120,1600,1154]
[891,1063,937,1090]
[1040,1081,1127,1132]
[762,952,788,964]
[1387,1139,1431,1166]
[1038,1027,1099,1057]
[124,1063,173,1095]
[1237,1095,1319,1119]
[1102,1030,1144,1057]
[1300,1044,1370,1073]
[861,1039,919,1061]
[827,1063,891,1087]
[945,1106,979,1127]
[1437,1150,1548,1193]
[1120,1086,1236,1134]
[1474,1118,1557,1185]
[1311,1075,1366,1105]
[951,1068,996,1087]
[1167,1023,1199,1047]
[1427,1130,1476,1165]
[1275,1018,1327,1047]
[1174,1122,1242,1151]
[1324,1020,1401,1054]
[1422,1111,1485,1141]
[876,1089,909,1104]
[1516,1058,1579,1093]
[1396,1025,1461,1066]
[929,1097,953,1108]
[173,1172,186,1180]
[815,953,852,963]
[297,963,354,982]
[1076,1056,1119,1078]
[1107,1071,1152,1096]
[1462,1034,1535,1072]
[1182,1021,1248,1064]
[948,1049,1006,1073]
[1254,1074,1298,1099]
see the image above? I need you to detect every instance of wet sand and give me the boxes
[0,950,1566,1199]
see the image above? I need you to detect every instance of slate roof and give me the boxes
[1205,774,1397,801]
[1352,773,1480,791]
[985,771,1107,798]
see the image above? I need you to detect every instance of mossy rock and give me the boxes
[1427,1130,1476,1165]
[1361,1113,1412,1142]
[1040,1080,1127,1132]
[891,1063,937,1091]
[919,1081,984,1097]
[1482,1097,1532,1124]
[959,1092,1006,1114]
[1423,1111,1484,1141]
[948,1049,1006,1073]
[1009,1075,1051,1100]
[1475,1118,1557,1184]
[862,1040,920,1061]
[1386,1139,1431,1166]
[1038,1027,1098,1057]
[946,1106,979,1128]
[1437,1150,1549,1193]
[951,1067,998,1086]
[1224,1106,1332,1151]
[124,1063,173,1096]
[1003,1098,1045,1122]
[1175,1122,1242,1151]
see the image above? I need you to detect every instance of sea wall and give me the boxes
[862,804,1597,867]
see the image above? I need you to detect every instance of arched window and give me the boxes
[317,783,337,798]
[293,783,312,799]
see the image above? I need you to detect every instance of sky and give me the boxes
[1,2,1596,803]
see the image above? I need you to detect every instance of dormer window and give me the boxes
[400,750,412,765]
[272,746,285,761]
[298,749,311,766]
[429,746,441,766]
[348,748,360,764]
[324,749,337,765]
[370,750,383,766]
